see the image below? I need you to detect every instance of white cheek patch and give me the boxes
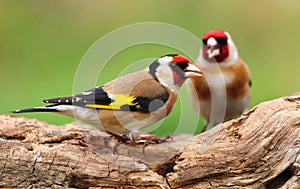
[158,56,173,65]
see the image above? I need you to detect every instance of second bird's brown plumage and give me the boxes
[188,30,251,132]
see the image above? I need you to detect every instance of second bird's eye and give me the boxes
[217,37,228,46]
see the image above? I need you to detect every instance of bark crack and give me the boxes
[265,167,294,188]
[48,151,57,171]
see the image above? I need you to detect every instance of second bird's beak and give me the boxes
[184,64,203,78]
[207,48,220,58]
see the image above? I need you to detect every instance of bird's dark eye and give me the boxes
[202,39,207,45]
[217,37,228,46]
[176,62,187,70]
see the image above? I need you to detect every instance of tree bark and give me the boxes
[0,94,300,188]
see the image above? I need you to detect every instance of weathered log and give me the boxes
[0,94,299,188]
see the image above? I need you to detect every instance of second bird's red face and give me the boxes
[201,30,229,63]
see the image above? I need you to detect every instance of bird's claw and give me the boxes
[106,132,132,154]
[107,132,173,154]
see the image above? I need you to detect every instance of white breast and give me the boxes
[206,71,228,123]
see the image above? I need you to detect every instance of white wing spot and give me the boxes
[75,97,82,102]
[66,100,69,103]
[108,94,114,100]
[58,100,61,103]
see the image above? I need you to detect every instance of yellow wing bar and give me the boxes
[85,94,137,110]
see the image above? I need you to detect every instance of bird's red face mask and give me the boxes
[171,55,202,87]
[202,30,229,63]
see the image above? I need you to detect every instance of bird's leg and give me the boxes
[200,120,220,133]
[103,135,112,148]
[106,132,132,154]
[112,142,120,154]
[140,134,173,143]
[107,132,173,154]
[200,120,210,133]
[106,132,130,143]
[128,131,141,143]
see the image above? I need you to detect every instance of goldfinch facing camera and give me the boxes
[13,54,202,142]
[188,30,251,132]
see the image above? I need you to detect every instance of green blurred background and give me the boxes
[1,1,299,135]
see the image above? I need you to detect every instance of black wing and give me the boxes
[43,86,112,106]
[43,86,170,112]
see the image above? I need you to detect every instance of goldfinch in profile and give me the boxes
[188,30,251,132]
[13,54,202,144]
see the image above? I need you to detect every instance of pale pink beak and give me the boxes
[184,64,203,78]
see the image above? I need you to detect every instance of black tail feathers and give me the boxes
[12,106,59,114]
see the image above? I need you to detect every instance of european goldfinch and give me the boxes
[13,54,202,143]
[188,30,251,132]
